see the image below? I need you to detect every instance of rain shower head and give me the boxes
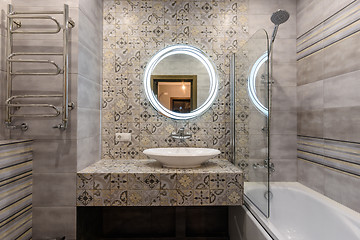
[270,9,290,46]
[271,9,290,26]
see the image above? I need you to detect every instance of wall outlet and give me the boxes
[115,133,131,142]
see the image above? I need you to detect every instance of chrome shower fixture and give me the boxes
[270,9,290,48]
[271,9,290,25]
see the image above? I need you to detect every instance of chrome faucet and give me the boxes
[253,159,275,173]
[171,127,192,141]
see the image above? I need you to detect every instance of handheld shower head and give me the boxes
[270,9,290,46]
[271,9,290,26]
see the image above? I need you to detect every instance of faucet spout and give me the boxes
[171,127,192,141]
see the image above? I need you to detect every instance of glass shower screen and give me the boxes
[231,29,270,217]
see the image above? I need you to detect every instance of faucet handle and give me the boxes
[171,127,192,141]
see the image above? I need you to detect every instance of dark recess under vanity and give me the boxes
[77,206,229,240]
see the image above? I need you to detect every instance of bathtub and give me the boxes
[232,182,360,240]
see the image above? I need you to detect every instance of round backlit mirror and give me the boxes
[144,45,218,120]
[248,52,269,116]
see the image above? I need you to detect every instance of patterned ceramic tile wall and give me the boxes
[233,47,251,180]
[102,0,250,160]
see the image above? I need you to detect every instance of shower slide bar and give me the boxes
[5,4,75,131]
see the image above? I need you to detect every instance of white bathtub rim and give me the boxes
[244,182,360,240]
[245,182,360,222]
[271,182,360,222]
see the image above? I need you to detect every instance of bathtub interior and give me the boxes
[244,182,360,240]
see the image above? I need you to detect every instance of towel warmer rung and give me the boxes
[8,15,62,34]
[5,4,74,131]
[12,10,64,15]
[8,59,62,75]
[6,95,62,118]
[9,52,64,57]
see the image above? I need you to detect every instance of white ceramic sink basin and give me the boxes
[143,148,221,168]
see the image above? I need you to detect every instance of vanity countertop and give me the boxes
[77,159,243,207]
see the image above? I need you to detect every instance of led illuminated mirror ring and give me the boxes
[247,52,269,116]
[144,45,219,120]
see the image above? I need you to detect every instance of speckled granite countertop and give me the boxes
[77,159,243,207]
[78,159,242,174]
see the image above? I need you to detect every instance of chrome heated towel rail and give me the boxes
[5,4,75,130]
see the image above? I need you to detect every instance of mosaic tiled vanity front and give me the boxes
[77,159,243,207]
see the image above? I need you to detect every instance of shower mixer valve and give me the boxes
[253,159,275,173]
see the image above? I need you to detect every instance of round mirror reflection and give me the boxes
[144,45,218,120]
[152,54,210,112]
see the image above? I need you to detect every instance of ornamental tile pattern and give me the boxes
[77,159,243,206]
[101,0,251,167]
[143,173,161,189]
[94,173,111,190]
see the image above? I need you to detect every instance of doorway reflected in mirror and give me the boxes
[171,98,191,113]
[151,75,197,112]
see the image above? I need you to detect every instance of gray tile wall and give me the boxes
[0,0,102,238]
[77,0,102,171]
[247,0,297,182]
[296,0,360,212]
[270,3,298,181]
[8,2,77,239]
[0,0,10,140]
[296,0,354,37]
[6,2,80,238]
